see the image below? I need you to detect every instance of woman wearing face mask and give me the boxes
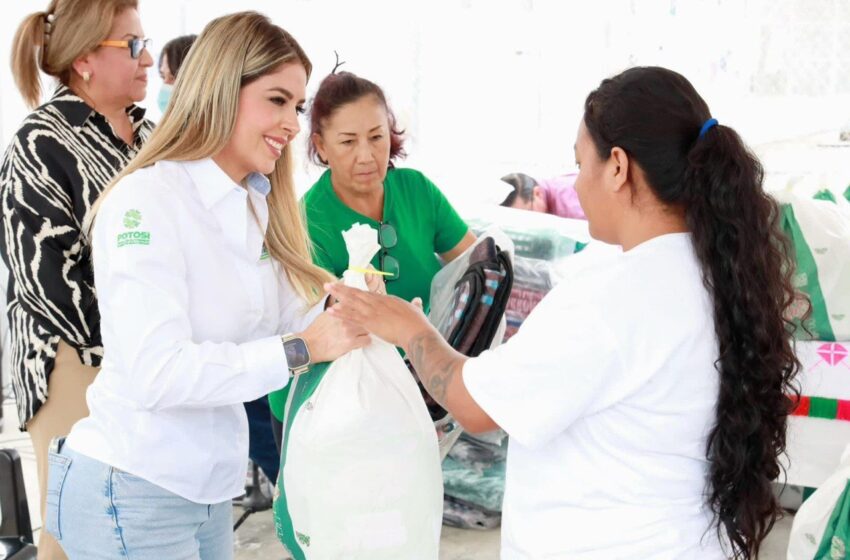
[327,66,802,559]
[1,1,153,557]
[157,33,196,113]
[45,12,367,558]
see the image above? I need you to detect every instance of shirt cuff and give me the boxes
[286,295,329,335]
[305,295,329,325]
[240,336,290,392]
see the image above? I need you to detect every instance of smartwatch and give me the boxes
[281,333,311,376]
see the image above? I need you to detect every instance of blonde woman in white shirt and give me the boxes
[45,12,368,559]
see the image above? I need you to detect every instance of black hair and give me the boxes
[499,172,537,207]
[583,66,802,559]
[159,34,197,78]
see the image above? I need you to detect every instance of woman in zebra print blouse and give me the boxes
[0,1,152,555]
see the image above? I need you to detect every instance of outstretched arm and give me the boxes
[326,282,498,433]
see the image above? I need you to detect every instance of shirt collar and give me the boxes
[180,159,273,256]
[245,172,271,197]
[181,159,244,209]
[49,84,148,128]
[318,168,392,225]
[181,159,272,209]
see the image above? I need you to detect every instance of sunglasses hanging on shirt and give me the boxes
[378,222,400,282]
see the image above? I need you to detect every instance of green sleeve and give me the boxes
[422,174,468,254]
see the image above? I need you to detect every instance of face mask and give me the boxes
[157,83,174,114]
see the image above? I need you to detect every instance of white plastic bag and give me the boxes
[279,223,443,559]
[788,444,850,560]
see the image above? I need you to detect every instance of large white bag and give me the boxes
[273,223,443,560]
[776,192,850,341]
[787,444,850,560]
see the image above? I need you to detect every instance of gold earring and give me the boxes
[82,71,90,83]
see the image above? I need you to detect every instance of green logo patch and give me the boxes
[260,245,270,261]
[117,231,151,247]
[123,209,142,229]
[295,531,311,547]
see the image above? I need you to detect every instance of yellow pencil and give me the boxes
[348,267,393,276]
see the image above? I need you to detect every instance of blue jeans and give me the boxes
[46,447,233,559]
[244,396,279,482]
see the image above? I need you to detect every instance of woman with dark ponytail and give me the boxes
[579,66,801,559]
[325,65,801,559]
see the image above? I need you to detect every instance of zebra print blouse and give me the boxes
[0,85,153,429]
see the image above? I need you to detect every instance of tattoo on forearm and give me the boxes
[408,331,465,410]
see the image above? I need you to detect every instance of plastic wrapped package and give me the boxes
[436,212,590,525]
[460,205,591,340]
[504,255,559,340]
[442,496,502,530]
[442,436,507,513]
[427,229,513,458]
[448,433,507,467]
[462,204,590,261]
[429,227,514,341]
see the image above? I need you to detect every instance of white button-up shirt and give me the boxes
[66,158,324,504]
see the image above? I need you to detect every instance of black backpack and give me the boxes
[442,237,514,356]
[416,236,513,421]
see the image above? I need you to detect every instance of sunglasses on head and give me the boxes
[99,37,153,59]
[378,222,400,282]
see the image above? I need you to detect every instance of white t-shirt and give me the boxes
[463,234,727,559]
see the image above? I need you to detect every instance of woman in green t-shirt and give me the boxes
[302,71,475,312]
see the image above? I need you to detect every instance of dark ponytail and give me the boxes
[584,66,802,559]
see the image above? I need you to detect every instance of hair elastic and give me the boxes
[698,118,718,140]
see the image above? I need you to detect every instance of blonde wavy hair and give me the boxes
[11,0,138,108]
[93,11,332,303]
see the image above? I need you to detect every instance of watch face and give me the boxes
[284,337,310,370]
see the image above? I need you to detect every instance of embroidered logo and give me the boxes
[123,209,142,229]
[260,244,270,261]
[118,209,150,247]
[117,231,151,247]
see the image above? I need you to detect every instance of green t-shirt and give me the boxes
[302,167,468,311]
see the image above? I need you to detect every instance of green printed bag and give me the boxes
[778,194,850,341]
[268,224,442,559]
[789,446,850,559]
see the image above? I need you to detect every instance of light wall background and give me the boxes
[1,0,849,205]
